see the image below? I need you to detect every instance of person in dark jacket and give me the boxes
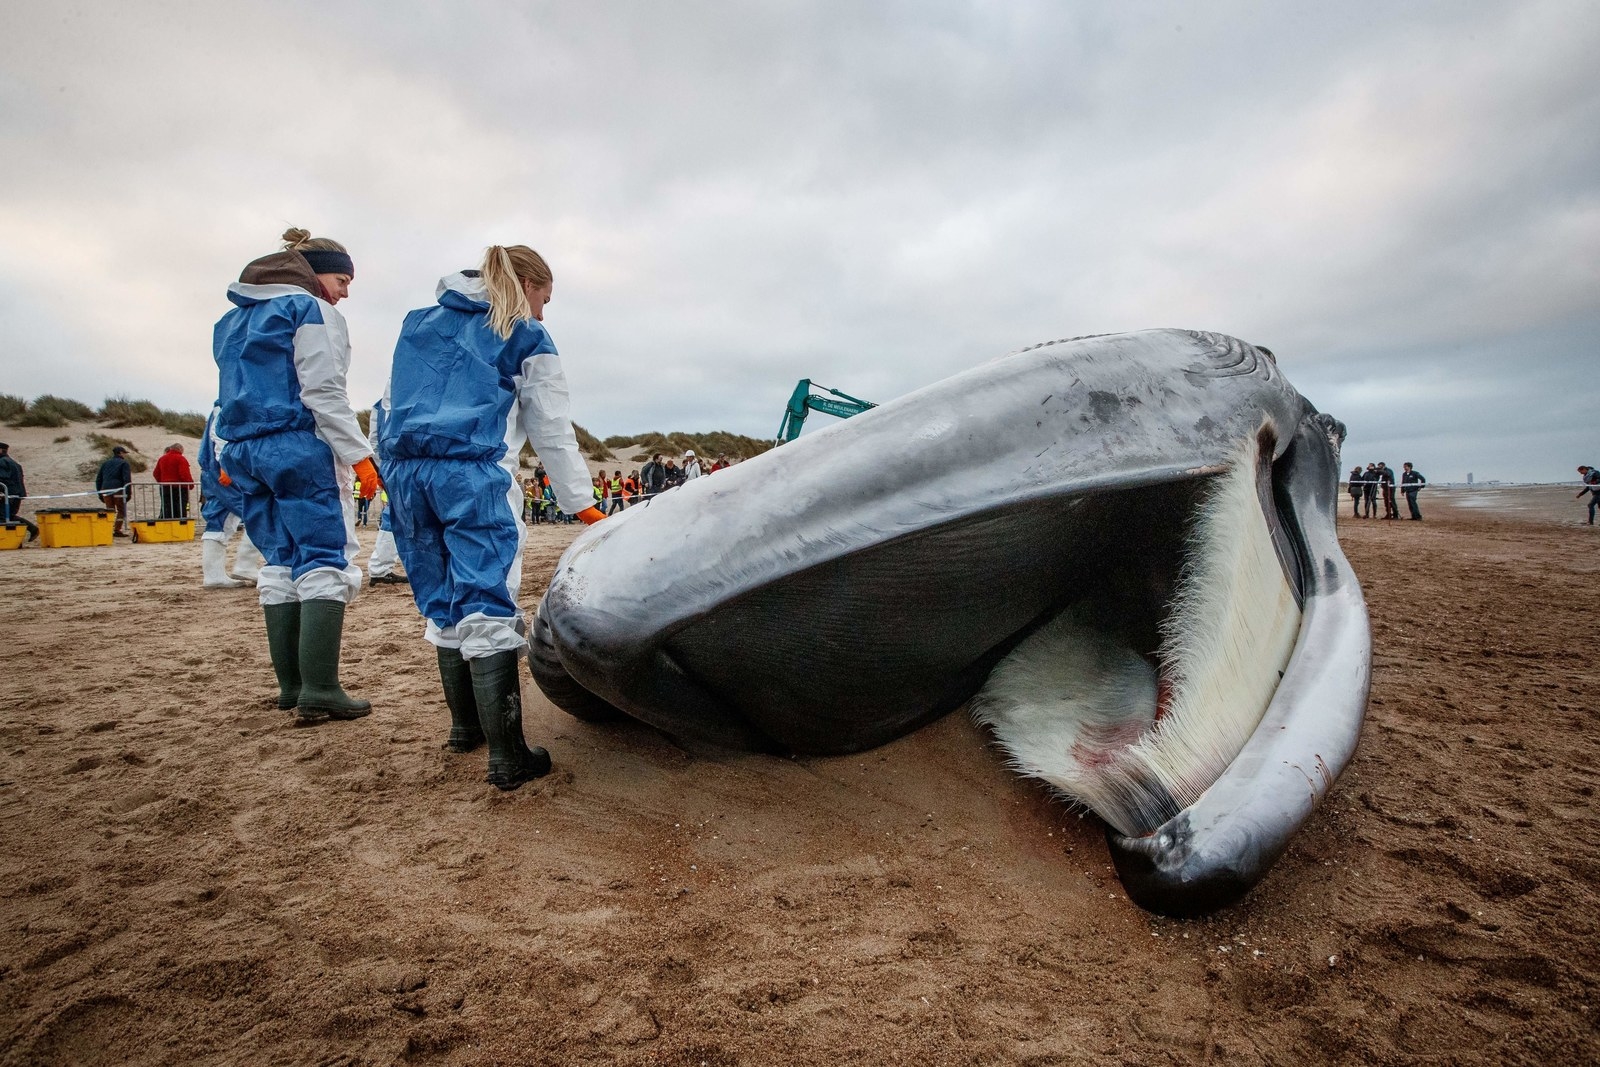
[1361,463,1378,518]
[640,453,666,500]
[1400,462,1426,520]
[1377,461,1398,519]
[0,442,38,541]
[1347,466,1363,518]
[95,445,134,537]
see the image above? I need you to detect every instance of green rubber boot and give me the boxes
[437,647,484,753]
[470,650,551,790]
[296,599,371,723]
[263,602,301,711]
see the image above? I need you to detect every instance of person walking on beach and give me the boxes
[95,445,133,537]
[1401,462,1426,521]
[380,244,604,791]
[0,442,38,542]
[1361,463,1379,518]
[1578,465,1600,525]
[213,226,376,725]
[1348,466,1364,518]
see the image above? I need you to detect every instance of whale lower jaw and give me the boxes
[972,440,1301,838]
[1105,413,1370,916]
[974,412,1368,916]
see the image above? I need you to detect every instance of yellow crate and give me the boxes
[38,509,114,548]
[0,524,26,550]
[131,518,196,543]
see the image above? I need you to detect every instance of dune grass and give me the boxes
[12,395,96,428]
[609,430,773,461]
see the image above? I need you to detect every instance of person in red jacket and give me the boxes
[153,443,194,519]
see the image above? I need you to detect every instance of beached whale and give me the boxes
[530,329,1370,916]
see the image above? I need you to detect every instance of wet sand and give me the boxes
[1,484,1597,1064]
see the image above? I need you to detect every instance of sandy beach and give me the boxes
[1,428,1597,1064]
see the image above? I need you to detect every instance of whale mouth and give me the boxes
[575,426,1315,779]
[969,432,1304,838]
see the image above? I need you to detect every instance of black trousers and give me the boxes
[2,495,37,534]
[1404,489,1422,519]
[159,484,190,519]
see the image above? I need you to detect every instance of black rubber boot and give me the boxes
[263,602,302,712]
[437,647,484,753]
[470,650,551,790]
[296,599,371,722]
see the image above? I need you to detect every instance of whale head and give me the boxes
[532,329,1370,916]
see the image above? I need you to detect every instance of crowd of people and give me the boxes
[518,450,734,523]
[1346,461,1426,521]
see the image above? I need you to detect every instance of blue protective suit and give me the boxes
[199,406,244,537]
[370,397,393,534]
[212,251,371,605]
[380,271,593,657]
[366,395,401,578]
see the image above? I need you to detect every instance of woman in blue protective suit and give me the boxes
[381,244,604,790]
[213,227,381,725]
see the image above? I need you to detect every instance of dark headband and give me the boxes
[301,249,354,277]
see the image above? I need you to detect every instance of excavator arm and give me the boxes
[776,379,877,443]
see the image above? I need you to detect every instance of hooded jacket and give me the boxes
[153,449,192,485]
[380,271,593,516]
[211,251,371,465]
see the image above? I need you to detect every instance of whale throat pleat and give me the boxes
[970,444,1302,837]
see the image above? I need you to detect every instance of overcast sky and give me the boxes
[2,1,1595,482]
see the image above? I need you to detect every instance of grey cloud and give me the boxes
[0,1,1595,483]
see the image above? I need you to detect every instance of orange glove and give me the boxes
[353,456,382,495]
[576,506,606,525]
[218,468,232,487]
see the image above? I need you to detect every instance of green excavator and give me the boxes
[776,379,877,444]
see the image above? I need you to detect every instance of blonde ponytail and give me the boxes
[481,244,552,340]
